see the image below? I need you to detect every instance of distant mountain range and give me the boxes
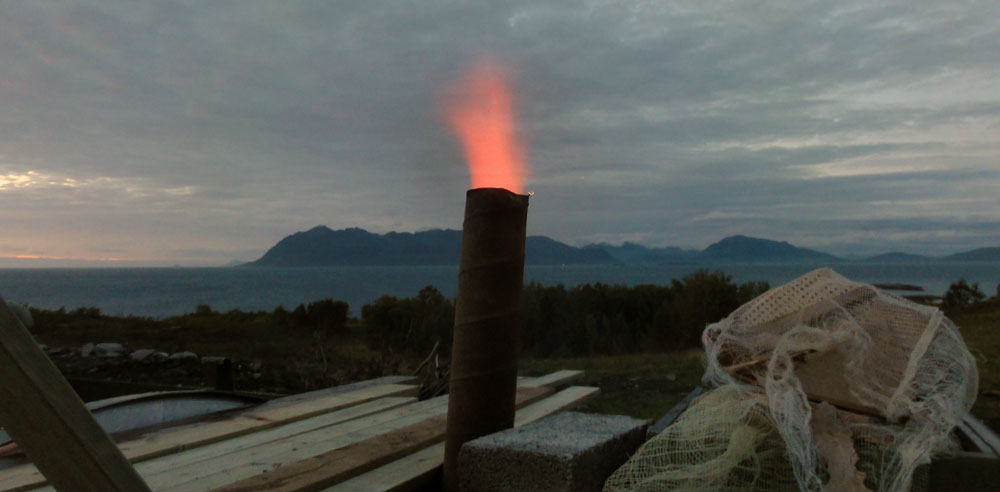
[245,227,611,266]
[244,227,1000,267]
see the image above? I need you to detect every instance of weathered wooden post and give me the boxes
[0,297,150,491]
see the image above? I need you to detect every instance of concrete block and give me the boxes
[458,411,650,492]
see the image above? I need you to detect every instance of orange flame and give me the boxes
[445,60,527,193]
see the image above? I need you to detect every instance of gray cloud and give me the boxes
[1,0,998,265]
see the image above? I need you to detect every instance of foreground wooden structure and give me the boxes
[0,367,592,491]
[0,298,151,491]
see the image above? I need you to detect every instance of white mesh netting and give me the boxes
[605,268,977,492]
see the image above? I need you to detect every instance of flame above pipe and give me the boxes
[445,60,527,193]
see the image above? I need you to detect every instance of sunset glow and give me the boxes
[444,60,527,193]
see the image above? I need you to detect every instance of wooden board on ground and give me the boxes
[0,383,418,492]
[646,386,704,439]
[518,370,583,389]
[214,386,556,492]
[0,297,150,492]
[257,376,417,407]
[119,382,418,460]
[327,385,601,492]
[136,396,416,476]
[147,396,454,491]
[958,413,1000,456]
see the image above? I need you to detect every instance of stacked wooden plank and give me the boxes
[0,372,598,492]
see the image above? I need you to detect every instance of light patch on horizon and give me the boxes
[3,254,125,261]
[691,210,763,222]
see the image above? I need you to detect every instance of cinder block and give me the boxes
[458,411,650,492]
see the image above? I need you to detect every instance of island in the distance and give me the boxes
[244,226,612,266]
[243,226,1000,267]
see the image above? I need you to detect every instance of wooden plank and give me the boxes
[210,386,555,492]
[0,297,150,492]
[121,383,417,458]
[518,370,583,389]
[959,413,1000,456]
[327,385,601,492]
[136,396,417,476]
[957,420,991,455]
[325,443,444,492]
[260,376,417,407]
[0,384,418,492]
[218,415,449,492]
[27,397,448,492]
[512,386,600,426]
[647,386,704,439]
[152,396,455,491]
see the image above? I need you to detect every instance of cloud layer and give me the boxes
[1,0,998,264]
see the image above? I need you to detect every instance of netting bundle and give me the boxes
[605,268,977,492]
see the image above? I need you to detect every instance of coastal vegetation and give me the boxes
[21,275,1000,424]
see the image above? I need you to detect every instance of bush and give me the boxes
[305,299,350,332]
[69,306,102,318]
[361,286,454,356]
[941,279,985,310]
[519,270,762,356]
[669,270,741,348]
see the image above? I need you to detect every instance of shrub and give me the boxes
[69,306,102,318]
[941,279,985,310]
[669,270,741,348]
[361,286,454,355]
[305,299,349,332]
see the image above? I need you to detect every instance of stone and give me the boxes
[80,342,96,357]
[130,349,157,361]
[458,411,651,492]
[169,351,198,361]
[94,342,124,358]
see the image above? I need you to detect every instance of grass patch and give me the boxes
[519,350,703,419]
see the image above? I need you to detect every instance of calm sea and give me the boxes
[1,263,998,318]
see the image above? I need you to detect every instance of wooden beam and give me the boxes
[219,414,449,492]
[136,396,417,477]
[152,395,454,491]
[118,383,418,461]
[958,413,1000,456]
[212,386,554,492]
[323,385,601,492]
[646,386,704,439]
[518,370,583,389]
[0,384,418,492]
[324,443,444,492]
[0,297,150,491]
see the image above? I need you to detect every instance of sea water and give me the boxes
[1,262,998,318]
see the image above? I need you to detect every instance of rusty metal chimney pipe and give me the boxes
[442,187,529,492]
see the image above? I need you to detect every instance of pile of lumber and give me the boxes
[0,370,594,491]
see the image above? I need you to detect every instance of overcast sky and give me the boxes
[1,0,998,266]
